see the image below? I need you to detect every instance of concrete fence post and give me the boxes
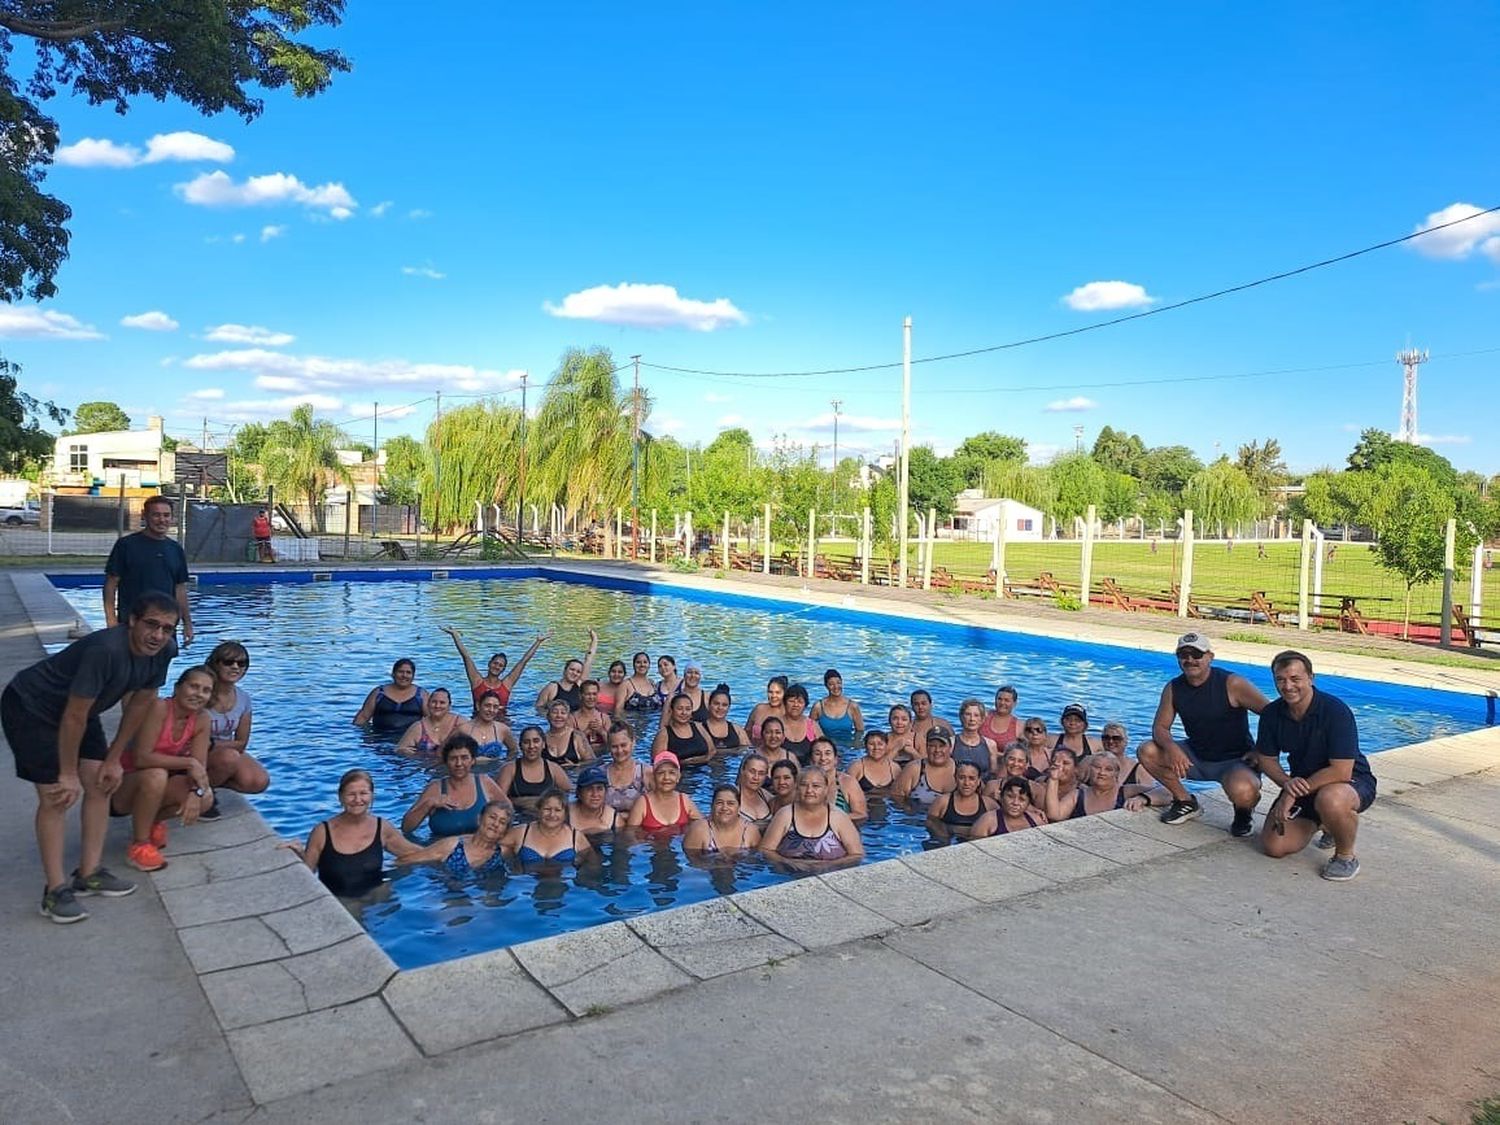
[860,507,871,586]
[1079,503,1096,610]
[1297,518,1313,631]
[1177,509,1195,618]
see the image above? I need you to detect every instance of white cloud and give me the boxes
[408,208,432,220]
[1027,443,1062,464]
[370,201,393,218]
[0,306,104,340]
[654,414,685,435]
[703,392,731,403]
[717,413,745,426]
[56,131,234,168]
[182,347,525,395]
[545,282,748,331]
[231,233,247,244]
[204,324,296,347]
[1408,202,1500,260]
[175,171,357,217]
[120,310,179,332]
[214,393,345,421]
[799,412,901,434]
[401,265,446,280]
[1415,433,1472,445]
[1043,396,1099,413]
[260,224,287,243]
[186,387,225,400]
[1062,280,1157,311]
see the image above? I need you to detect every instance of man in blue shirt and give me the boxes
[1252,650,1376,882]
[102,495,194,645]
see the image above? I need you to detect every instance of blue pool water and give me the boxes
[56,571,1487,969]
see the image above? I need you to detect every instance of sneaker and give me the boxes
[1313,830,1335,850]
[125,842,167,873]
[71,866,138,897]
[1322,855,1361,882]
[1230,808,1254,837]
[1160,798,1202,825]
[198,797,222,821]
[40,884,88,924]
[149,821,169,849]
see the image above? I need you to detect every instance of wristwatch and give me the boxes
[193,786,207,797]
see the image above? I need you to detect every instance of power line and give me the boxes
[638,203,1500,379]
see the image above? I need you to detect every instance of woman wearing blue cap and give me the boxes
[570,764,620,832]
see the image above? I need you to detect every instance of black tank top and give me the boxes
[939,794,985,828]
[667,723,711,760]
[552,681,583,711]
[316,817,384,896]
[1171,667,1252,762]
[707,721,744,752]
[508,760,553,799]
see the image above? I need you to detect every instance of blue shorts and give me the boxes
[1178,738,1260,785]
[1288,776,1376,824]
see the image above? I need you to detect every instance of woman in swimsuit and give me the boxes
[683,785,762,853]
[809,737,868,819]
[1091,721,1152,789]
[1077,751,1160,816]
[395,688,460,756]
[457,691,517,760]
[952,699,999,776]
[602,721,649,813]
[972,776,1049,838]
[758,717,795,768]
[289,769,418,897]
[674,662,709,721]
[569,765,620,833]
[654,654,681,704]
[650,692,715,766]
[983,746,1035,802]
[895,728,958,806]
[626,752,704,831]
[204,641,269,798]
[909,689,955,745]
[1042,747,1088,822]
[1019,718,1053,778]
[543,699,595,766]
[400,735,509,838]
[747,675,788,744]
[534,629,599,714]
[596,660,627,715]
[572,681,611,753]
[440,626,545,716]
[767,759,799,812]
[111,664,216,869]
[496,725,573,807]
[928,761,995,837]
[810,668,864,746]
[702,685,750,753]
[759,767,864,865]
[981,685,1021,749]
[887,704,919,762]
[400,800,513,878]
[1055,703,1097,759]
[780,685,822,765]
[848,729,901,793]
[507,791,592,864]
[352,658,426,733]
[617,651,659,714]
[735,753,773,822]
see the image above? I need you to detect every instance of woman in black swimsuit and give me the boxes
[533,629,599,714]
[736,753,773,821]
[497,725,573,806]
[780,685,822,765]
[650,692,715,765]
[702,685,750,752]
[927,761,995,836]
[1054,703,1097,758]
[848,729,901,793]
[543,699,594,766]
[972,776,1048,838]
[289,769,418,896]
[767,759,798,812]
[351,658,426,732]
[617,651,659,713]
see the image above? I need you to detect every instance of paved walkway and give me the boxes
[3,569,1500,1124]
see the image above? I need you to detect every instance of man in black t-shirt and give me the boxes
[103,495,194,645]
[1252,650,1376,882]
[0,592,180,922]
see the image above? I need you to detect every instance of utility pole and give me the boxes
[1396,347,1427,443]
[517,372,529,535]
[372,401,379,499]
[631,355,641,558]
[897,316,912,588]
[1073,424,1085,454]
[831,398,842,515]
[433,390,442,537]
[201,416,208,451]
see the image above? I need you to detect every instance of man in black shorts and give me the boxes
[103,495,194,645]
[1137,631,1270,837]
[1253,650,1375,881]
[0,592,180,922]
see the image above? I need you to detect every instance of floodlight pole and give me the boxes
[896,317,912,588]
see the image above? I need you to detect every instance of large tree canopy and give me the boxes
[66,399,129,433]
[0,1,349,301]
[0,360,65,470]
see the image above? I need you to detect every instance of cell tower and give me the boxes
[1395,347,1427,443]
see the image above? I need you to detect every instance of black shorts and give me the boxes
[1,685,109,785]
[1288,775,1376,824]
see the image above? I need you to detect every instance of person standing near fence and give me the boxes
[252,508,274,563]
[102,495,194,646]
[1136,632,1269,838]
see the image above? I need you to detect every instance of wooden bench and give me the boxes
[376,539,409,560]
[1168,584,1206,619]
[1453,604,1481,648]
[1339,596,1369,635]
[1099,576,1139,612]
[1249,591,1283,626]
[959,568,1003,595]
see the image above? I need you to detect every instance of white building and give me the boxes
[950,491,1045,542]
[53,417,168,489]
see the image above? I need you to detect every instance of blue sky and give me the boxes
[6,1,1499,474]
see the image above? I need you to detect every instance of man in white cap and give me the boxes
[1136,631,1270,837]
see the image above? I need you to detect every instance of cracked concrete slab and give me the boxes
[899,840,1054,902]
[382,950,568,1054]
[626,897,803,979]
[225,998,420,1104]
[818,856,980,925]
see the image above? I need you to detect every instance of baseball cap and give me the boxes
[652,751,681,769]
[925,727,952,744]
[577,765,608,789]
[1061,703,1088,722]
[1175,632,1214,654]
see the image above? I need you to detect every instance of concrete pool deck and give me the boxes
[4,565,1500,1123]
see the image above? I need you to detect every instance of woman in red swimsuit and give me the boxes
[626,752,704,831]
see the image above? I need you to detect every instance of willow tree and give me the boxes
[529,347,638,524]
[418,401,523,532]
[260,403,352,531]
[1182,459,1260,536]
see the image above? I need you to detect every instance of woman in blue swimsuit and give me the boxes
[399,735,510,839]
[398,800,512,878]
[351,658,426,733]
[458,691,517,760]
[810,668,864,746]
[506,791,591,864]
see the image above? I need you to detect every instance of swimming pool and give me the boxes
[56,570,1488,969]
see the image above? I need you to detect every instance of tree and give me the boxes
[0,362,66,472]
[419,401,523,531]
[1136,444,1202,497]
[1049,453,1106,525]
[259,403,352,532]
[907,444,959,519]
[379,434,426,506]
[951,430,1026,488]
[529,347,638,524]
[1365,464,1472,639]
[1091,426,1146,476]
[1346,427,1458,491]
[1235,437,1289,514]
[690,427,763,525]
[1099,471,1140,524]
[0,3,349,302]
[982,459,1055,515]
[66,400,130,434]
[1182,459,1260,534]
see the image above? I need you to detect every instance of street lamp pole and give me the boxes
[830,398,842,520]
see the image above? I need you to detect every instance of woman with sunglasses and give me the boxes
[1017,718,1053,779]
[204,641,269,801]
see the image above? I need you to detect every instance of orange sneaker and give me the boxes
[149,821,169,849]
[126,841,167,872]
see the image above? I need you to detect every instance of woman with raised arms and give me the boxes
[440,626,545,715]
